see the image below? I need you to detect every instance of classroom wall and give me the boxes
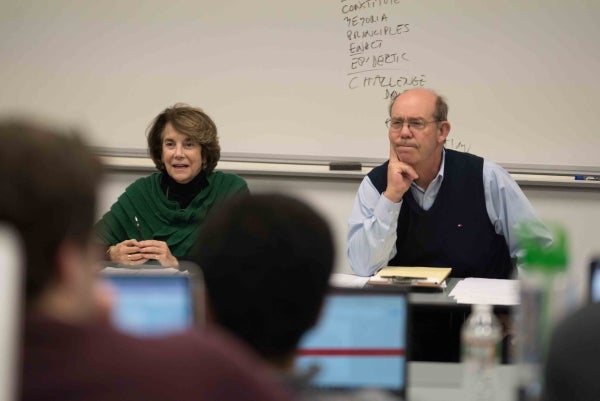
[98,169,600,304]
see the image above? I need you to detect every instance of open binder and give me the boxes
[368,266,452,289]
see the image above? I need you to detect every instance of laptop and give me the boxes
[101,266,203,337]
[295,286,410,398]
[589,257,600,303]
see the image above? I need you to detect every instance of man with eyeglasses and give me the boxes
[346,88,552,361]
[347,87,551,279]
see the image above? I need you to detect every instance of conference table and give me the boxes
[332,274,517,363]
[407,279,519,399]
[406,278,519,401]
[408,362,518,401]
[103,268,522,399]
[408,277,515,310]
[334,275,516,310]
[408,277,463,306]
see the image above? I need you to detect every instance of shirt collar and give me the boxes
[438,148,446,180]
[410,149,446,191]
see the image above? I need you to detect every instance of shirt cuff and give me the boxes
[373,195,401,226]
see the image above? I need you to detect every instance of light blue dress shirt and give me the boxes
[347,150,553,277]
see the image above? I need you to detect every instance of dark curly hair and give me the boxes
[146,104,221,174]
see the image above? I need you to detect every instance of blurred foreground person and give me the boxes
[542,303,600,401]
[195,193,397,400]
[0,119,291,401]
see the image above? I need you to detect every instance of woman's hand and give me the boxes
[137,240,179,268]
[108,239,178,268]
[108,239,145,265]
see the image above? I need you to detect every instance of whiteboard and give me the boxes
[1,0,599,168]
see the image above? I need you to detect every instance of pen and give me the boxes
[380,275,429,285]
[134,216,143,240]
[574,175,600,181]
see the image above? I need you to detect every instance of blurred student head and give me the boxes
[193,193,334,370]
[0,119,104,319]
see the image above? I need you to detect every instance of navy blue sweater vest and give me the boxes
[367,149,513,278]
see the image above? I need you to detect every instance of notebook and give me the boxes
[368,266,452,290]
[101,269,202,337]
[296,286,409,398]
[589,258,600,303]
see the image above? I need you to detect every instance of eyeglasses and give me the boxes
[385,118,440,132]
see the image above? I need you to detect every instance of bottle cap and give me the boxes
[518,222,568,273]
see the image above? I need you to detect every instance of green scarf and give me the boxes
[95,171,248,258]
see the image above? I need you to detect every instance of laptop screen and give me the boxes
[589,258,600,303]
[295,287,409,396]
[103,274,195,337]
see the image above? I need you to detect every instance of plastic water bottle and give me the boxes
[461,304,502,401]
[515,223,572,401]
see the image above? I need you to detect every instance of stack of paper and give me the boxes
[449,278,519,305]
[329,273,370,288]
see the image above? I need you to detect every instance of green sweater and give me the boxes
[95,171,248,259]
